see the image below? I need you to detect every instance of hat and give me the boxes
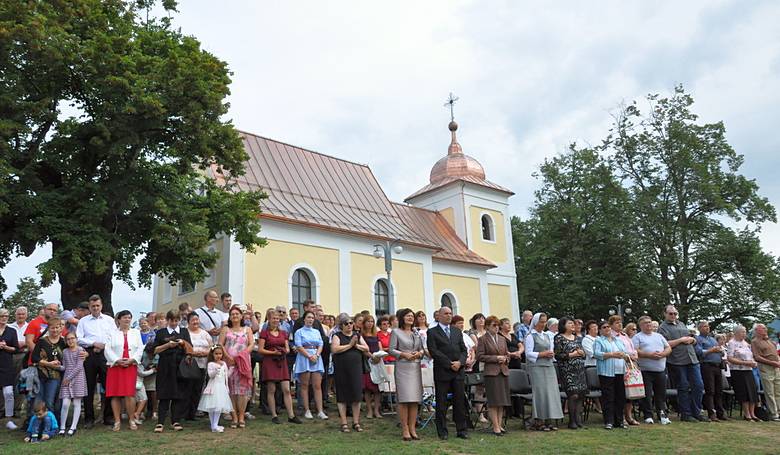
[77,301,90,310]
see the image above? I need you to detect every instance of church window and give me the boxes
[291,268,313,314]
[374,279,390,316]
[481,214,495,241]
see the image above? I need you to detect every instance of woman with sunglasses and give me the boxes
[593,320,630,430]
[331,314,370,433]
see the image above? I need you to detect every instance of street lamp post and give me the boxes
[608,299,633,320]
[373,239,403,315]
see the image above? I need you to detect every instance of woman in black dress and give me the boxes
[151,310,192,433]
[0,308,20,429]
[553,316,587,429]
[499,318,524,369]
[330,314,370,432]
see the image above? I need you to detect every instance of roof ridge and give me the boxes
[238,129,371,169]
[390,201,439,214]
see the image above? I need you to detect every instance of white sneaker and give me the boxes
[304,410,313,419]
[6,420,18,430]
[216,425,224,432]
[317,411,328,420]
[643,417,654,424]
[660,416,672,425]
[211,427,224,433]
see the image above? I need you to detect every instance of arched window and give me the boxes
[291,268,313,314]
[374,279,390,317]
[440,293,453,309]
[481,214,494,241]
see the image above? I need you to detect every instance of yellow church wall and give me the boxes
[244,239,340,316]
[433,272,481,317]
[156,240,224,312]
[469,206,507,264]
[487,283,512,320]
[350,253,425,313]
[439,207,455,229]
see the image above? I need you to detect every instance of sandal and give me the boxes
[340,424,351,433]
[230,421,238,429]
[129,421,138,430]
[112,422,121,432]
[352,423,363,432]
[238,421,246,428]
[172,422,183,431]
[154,424,164,433]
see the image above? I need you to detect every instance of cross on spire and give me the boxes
[444,92,459,122]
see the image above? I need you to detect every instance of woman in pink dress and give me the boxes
[218,306,254,429]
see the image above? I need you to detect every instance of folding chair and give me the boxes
[464,372,487,429]
[583,367,602,423]
[721,374,735,417]
[509,369,533,428]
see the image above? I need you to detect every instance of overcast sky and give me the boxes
[3,0,780,316]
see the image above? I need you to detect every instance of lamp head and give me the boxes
[373,245,383,258]
[392,245,403,255]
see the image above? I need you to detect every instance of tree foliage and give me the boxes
[1,276,46,317]
[0,0,266,313]
[515,87,780,327]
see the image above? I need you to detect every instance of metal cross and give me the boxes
[443,92,459,122]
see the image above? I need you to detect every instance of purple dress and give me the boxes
[60,347,87,399]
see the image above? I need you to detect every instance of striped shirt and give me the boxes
[594,335,627,377]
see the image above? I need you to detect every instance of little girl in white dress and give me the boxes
[198,345,234,432]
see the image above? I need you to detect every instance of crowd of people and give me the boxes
[1,290,779,443]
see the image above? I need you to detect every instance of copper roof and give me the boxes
[392,203,494,267]
[405,121,514,202]
[229,131,493,267]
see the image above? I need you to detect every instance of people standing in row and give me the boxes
[185,313,212,420]
[388,308,424,441]
[658,304,705,422]
[198,290,227,343]
[525,312,563,431]
[258,311,300,424]
[293,311,326,420]
[554,316,587,429]
[633,315,672,424]
[727,325,760,421]
[58,331,86,436]
[594,320,629,430]
[219,306,254,429]
[695,320,728,421]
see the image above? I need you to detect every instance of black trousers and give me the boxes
[83,348,110,424]
[599,374,626,426]
[701,363,726,418]
[158,398,185,425]
[434,376,467,437]
[184,371,205,419]
[640,370,667,419]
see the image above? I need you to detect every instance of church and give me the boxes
[152,118,518,322]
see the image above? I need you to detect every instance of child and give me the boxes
[59,332,87,436]
[132,357,156,425]
[24,401,58,442]
[198,345,233,432]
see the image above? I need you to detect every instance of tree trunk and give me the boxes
[59,266,115,315]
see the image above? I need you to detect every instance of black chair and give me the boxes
[464,372,486,429]
[665,370,679,416]
[509,369,533,428]
[583,367,602,422]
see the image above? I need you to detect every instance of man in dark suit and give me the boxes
[426,305,469,440]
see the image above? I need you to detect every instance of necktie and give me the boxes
[444,326,450,338]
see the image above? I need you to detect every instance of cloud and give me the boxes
[3,0,779,312]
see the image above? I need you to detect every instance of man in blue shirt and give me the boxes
[695,320,728,421]
[515,310,533,342]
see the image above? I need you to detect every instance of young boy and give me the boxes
[24,401,58,442]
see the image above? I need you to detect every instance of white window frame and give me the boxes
[480,212,496,243]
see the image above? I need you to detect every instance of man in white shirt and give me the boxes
[196,290,226,343]
[76,295,117,427]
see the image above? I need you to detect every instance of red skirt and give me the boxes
[362,373,378,392]
[106,364,138,397]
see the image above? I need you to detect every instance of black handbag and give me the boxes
[178,355,202,380]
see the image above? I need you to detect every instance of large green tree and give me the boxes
[608,87,779,326]
[0,0,266,314]
[513,146,656,321]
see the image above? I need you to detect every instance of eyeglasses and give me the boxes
[345,321,354,325]
[600,326,610,330]
[667,312,678,315]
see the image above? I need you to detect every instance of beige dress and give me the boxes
[388,329,423,403]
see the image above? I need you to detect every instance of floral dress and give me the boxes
[225,329,252,396]
[554,333,587,396]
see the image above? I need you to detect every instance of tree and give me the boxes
[0,0,266,314]
[1,276,46,317]
[513,146,656,321]
[607,86,779,327]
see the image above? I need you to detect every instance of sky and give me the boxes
[3,0,780,317]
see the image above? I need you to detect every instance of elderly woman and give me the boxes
[105,310,143,431]
[331,314,371,433]
[219,306,254,429]
[476,315,511,436]
[388,308,424,441]
[594,320,630,430]
[554,316,587,429]
[525,313,564,431]
[727,325,760,421]
[0,308,19,430]
[186,312,212,420]
[152,310,192,433]
[608,315,639,426]
[499,317,524,369]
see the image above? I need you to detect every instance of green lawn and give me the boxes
[0,410,777,454]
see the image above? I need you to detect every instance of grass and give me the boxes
[1,407,777,455]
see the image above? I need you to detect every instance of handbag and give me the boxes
[624,358,645,399]
[178,355,202,380]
